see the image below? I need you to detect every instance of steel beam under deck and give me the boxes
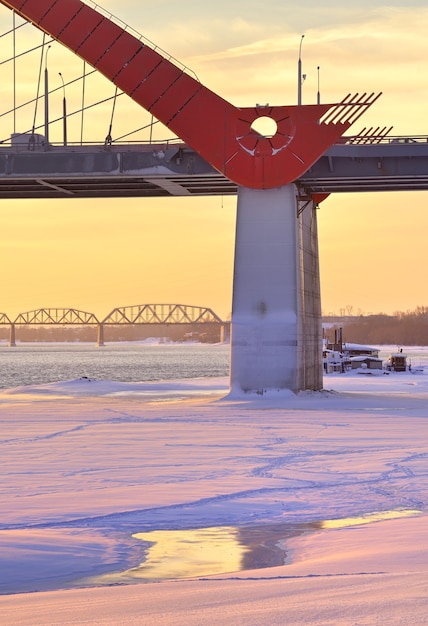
[1,139,428,199]
[300,141,428,195]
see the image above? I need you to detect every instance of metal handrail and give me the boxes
[340,135,428,145]
[82,0,199,82]
[0,137,187,152]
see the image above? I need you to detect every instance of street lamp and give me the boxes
[44,45,51,147]
[297,35,304,105]
[317,66,320,104]
[59,72,67,146]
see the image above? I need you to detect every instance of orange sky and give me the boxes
[1,1,428,320]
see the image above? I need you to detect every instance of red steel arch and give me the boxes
[0,0,379,189]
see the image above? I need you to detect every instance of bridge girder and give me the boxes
[13,308,100,325]
[102,304,223,325]
[2,141,428,198]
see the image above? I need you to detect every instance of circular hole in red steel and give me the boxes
[250,116,278,138]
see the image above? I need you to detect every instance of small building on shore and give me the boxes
[342,343,380,358]
[386,351,408,372]
[350,355,383,370]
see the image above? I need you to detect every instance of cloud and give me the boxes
[167,6,428,113]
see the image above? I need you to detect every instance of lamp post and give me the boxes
[317,66,320,104]
[44,45,51,147]
[59,72,67,146]
[297,34,304,105]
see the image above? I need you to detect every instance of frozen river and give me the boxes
[0,341,230,389]
[1,341,428,391]
[0,345,427,625]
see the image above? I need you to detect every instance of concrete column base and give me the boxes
[299,196,323,390]
[229,185,322,394]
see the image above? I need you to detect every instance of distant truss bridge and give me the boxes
[0,304,227,346]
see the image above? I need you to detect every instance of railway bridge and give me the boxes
[0,304,227,346]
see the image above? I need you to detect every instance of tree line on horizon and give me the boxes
[325,306,428,346]
[0,324,223,344]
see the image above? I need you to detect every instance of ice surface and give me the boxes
[0,368,427,624]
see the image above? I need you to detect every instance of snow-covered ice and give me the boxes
[0,367,427,624]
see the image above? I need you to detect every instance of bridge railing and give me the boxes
[82,0,199,82]
[339,134,428,145]
[2,134,428,153]
[0,136,187,152]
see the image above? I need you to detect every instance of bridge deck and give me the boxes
[1,138,428,198]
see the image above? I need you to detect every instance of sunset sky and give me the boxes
[0,0,428,320]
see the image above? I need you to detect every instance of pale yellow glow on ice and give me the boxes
[322,509,421,529]
[131,527,245,578]
[91,526,247,584]
[81,512,422,587]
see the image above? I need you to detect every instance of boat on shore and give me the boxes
[323,340,415,374]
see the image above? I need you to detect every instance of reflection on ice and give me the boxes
[87,510,421,586]
[85,523,317,585]
[322,508,421,529]
[127,527,243,579]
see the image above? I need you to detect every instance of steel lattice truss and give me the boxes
[0,312,11,324]
[13,308,100,325]
[0,305,224,325]
[102,304,223,325]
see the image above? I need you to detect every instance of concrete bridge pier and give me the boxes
[298,194,323,390]
[219,322,230,344]
[97,323,105,347]
[229,184,323,395]
[9,323,16,347]
[219,323,225,344]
